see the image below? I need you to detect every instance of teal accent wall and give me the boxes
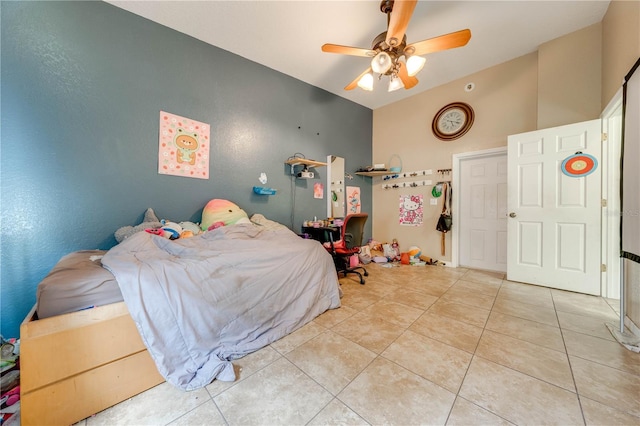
[0,1,372,337]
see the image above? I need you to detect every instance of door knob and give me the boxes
[509,212,517,218]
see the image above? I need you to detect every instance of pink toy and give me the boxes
[207,221,225,231]
[1,386,19,408]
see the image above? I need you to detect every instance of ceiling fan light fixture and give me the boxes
[357,72,374,91]
[406,55,426,77]
[371,51,393,74]
[388,75,404,92]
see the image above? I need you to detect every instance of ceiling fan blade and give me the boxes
[322,44,375,57]
[385,0,418,48]
[345,67,372,91]
[404,29,472,56]
[397,62,418,89]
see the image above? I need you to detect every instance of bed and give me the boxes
[20,215,341,425]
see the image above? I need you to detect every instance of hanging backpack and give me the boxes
[436,182,452,255]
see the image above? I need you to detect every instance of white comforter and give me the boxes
[102,223,341,390]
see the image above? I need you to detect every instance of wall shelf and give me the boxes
[253,186,277,195]
[355,171,396,177]
[356,168,436,178]
[285,158,327,175]
[285,159,327,168]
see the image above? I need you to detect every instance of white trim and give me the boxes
[326,155,333,218]
[452,146,508,269]
[601,88,623,299]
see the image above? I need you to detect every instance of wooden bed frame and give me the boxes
[20,302,164,426]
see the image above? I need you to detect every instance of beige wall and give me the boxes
[372,53,537,260]
[537,23,602,129]
[372,0,639,267]
[602,0,640,107]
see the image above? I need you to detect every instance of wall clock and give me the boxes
[432,102,475,141]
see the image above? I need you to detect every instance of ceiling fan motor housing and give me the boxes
[372,32,407,75]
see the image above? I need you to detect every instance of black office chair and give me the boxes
[326,213,369,284]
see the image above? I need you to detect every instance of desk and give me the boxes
[301,226,340,244]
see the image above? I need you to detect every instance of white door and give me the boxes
[507,120,601,295]
[459,153,508,272]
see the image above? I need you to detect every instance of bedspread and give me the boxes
[102,223,341,390]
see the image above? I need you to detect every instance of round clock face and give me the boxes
[432,102,474,141]
[437,108,466,135]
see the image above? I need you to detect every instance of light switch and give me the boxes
[430,198,438,205]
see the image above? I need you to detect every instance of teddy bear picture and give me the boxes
[174,129,199,166]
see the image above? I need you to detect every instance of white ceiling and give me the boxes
[107,1,611,110]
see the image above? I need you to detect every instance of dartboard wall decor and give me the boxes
[561,152,598,177]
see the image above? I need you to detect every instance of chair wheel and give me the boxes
[363,270,369,277]
[360,278,365,285]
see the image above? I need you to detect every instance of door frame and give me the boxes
[452,146,508,269]
[601,88,623,299]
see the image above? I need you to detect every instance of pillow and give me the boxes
[36,250,124,319]
[201,199,249,231]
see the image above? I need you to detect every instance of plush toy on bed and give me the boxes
[159,220,183,240]
[179,221,201,238]
[201,199,250,231]
[115,208,163,243]
[160,221,202,239]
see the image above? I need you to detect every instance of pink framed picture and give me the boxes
[346,186,361,214]
[158,111,210,179]
[399,194,423,226]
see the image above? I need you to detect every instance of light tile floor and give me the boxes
[81,264,640,425]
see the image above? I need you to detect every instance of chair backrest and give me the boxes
[341,213,368,250]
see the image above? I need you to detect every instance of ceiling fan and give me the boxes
[321,0,471,92]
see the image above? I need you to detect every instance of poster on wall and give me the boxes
[346,186,361,214]
[158,111,210,179]
[399,194,423,226]
[314,183,324,199]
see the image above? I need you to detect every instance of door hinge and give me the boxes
[602,199,608,207]
[602,132,608,142]
[601,264,607,272]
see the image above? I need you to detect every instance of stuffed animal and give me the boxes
[179,221,201,238]
[160,220,183,240]
[115,208,163,243]
[408,246,422,259]
[201,199,249,231]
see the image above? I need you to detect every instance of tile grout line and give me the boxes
[443,276,506,424]
[551,290,589,426]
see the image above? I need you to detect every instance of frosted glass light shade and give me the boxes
[357,72,374,91]
[406,55,426,77]
[371,52,392,74]
[388,75,404,92]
